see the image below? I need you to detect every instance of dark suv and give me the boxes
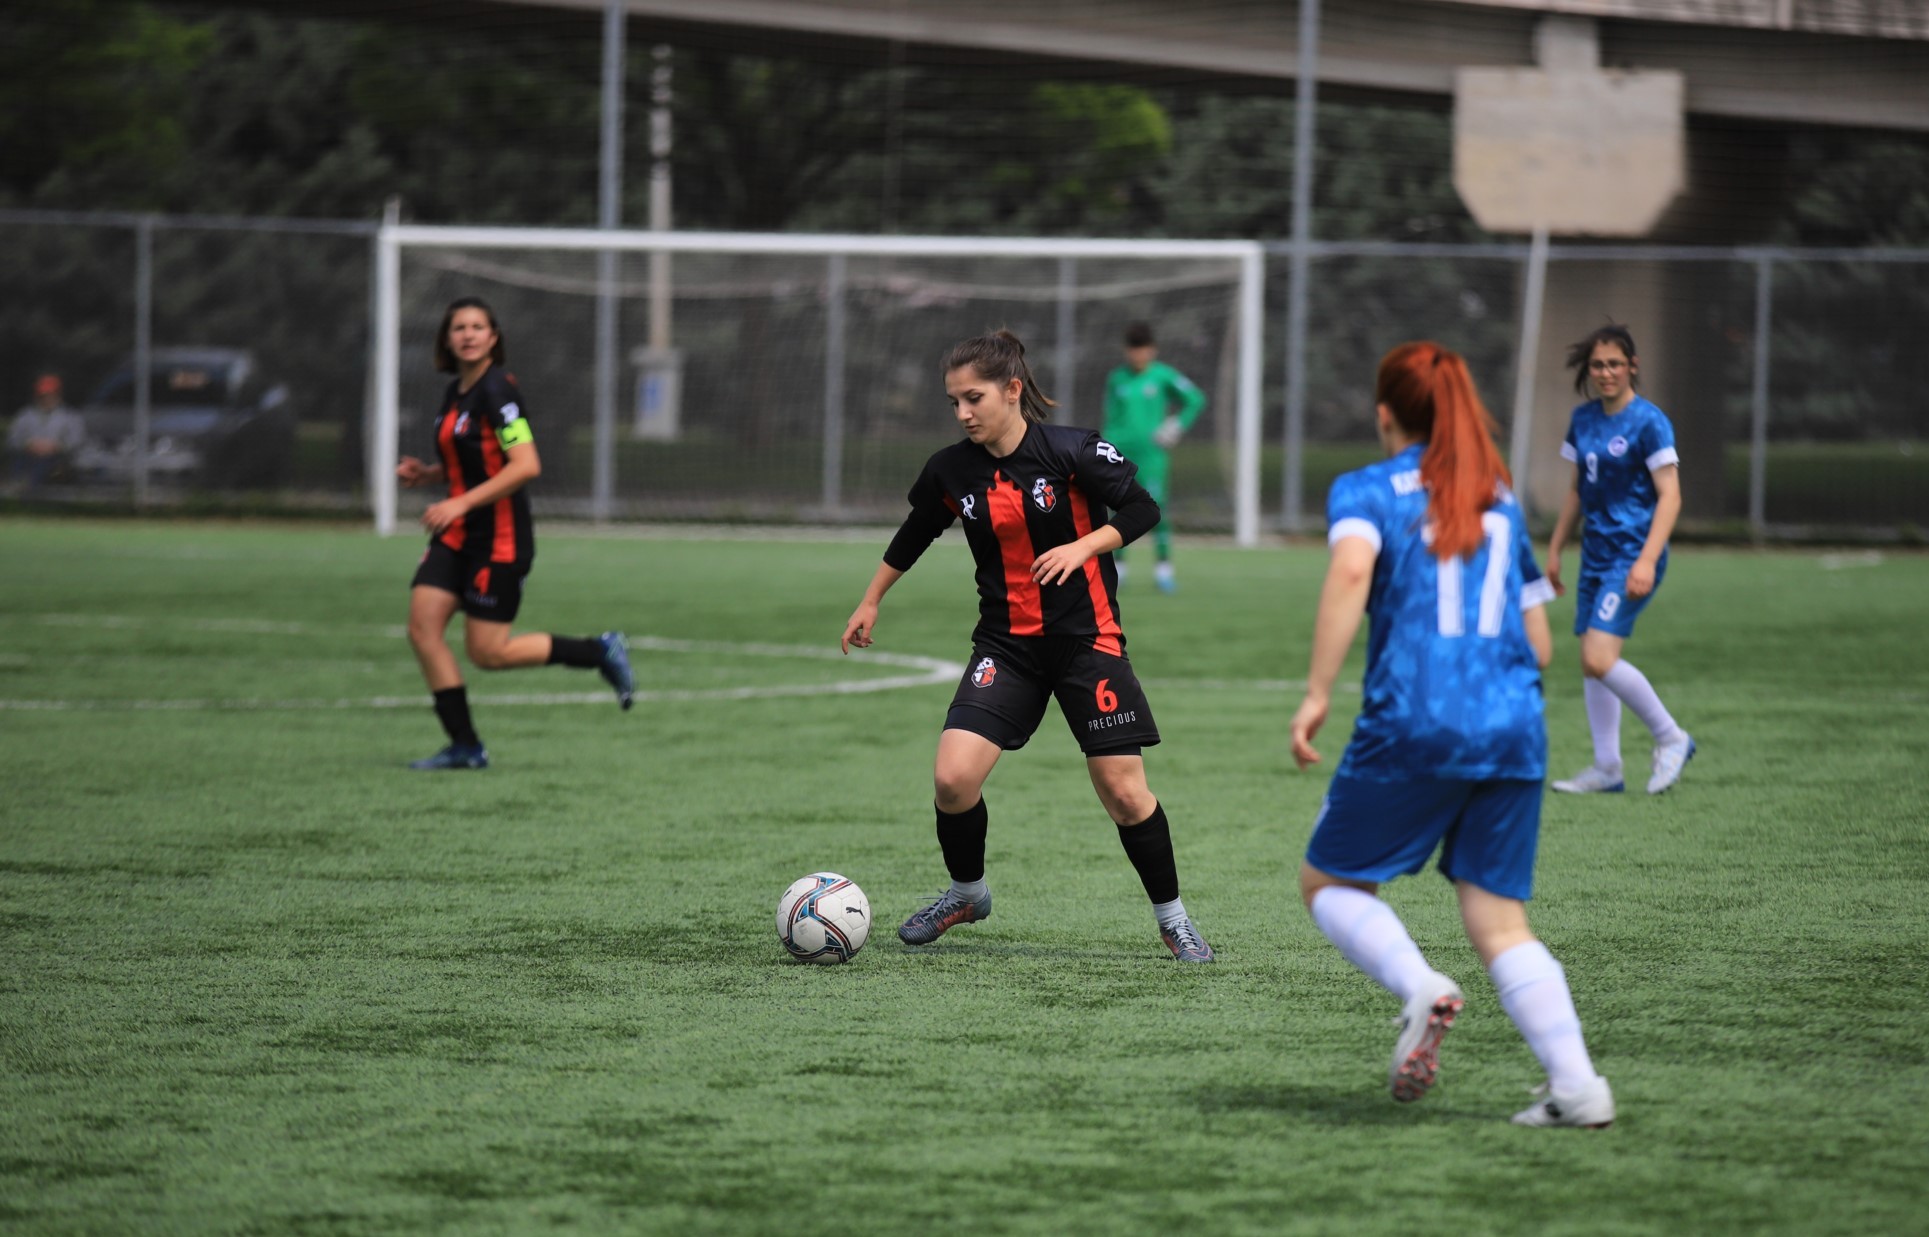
[74,348,294,489]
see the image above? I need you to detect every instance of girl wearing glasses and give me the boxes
[1544,324,1695,795]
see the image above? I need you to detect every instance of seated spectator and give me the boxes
[7,374,85,492]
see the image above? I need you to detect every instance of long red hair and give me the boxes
[1375,342,1510,560]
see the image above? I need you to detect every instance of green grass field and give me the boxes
[3,518,1927,1235]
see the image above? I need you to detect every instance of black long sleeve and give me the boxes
[1107,487,1161,548]
[883,501,954,571]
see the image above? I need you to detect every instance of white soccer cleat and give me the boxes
[1551,764,1625,794]
[1647,733,1696,795]
[1389,975,1464,1102]
[1512,1075,1615,1128]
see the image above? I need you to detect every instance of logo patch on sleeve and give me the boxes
[1095,441,1125,464]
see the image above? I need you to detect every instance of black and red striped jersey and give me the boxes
[883,422,1161,648]
[429,366,536,565]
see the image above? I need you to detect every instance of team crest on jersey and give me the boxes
[970,657,997,688]
[454,412,470,436]
[1096,440,1124,464]
[1031,478,1057,512]
[1607,435,1629,457]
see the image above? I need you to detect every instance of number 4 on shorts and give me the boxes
[1095,678,1119,713]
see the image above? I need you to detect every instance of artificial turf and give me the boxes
[2,518,1926,1235]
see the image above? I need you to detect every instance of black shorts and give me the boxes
[944,630,1160,757]
[411,540,530,623]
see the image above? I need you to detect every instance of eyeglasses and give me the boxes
[1588,359,1629,372]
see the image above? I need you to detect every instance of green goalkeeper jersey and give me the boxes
[1101,360,1206,453]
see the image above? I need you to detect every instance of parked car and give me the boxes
[74,348,294,489]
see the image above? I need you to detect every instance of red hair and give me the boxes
[1375,342,1510,560]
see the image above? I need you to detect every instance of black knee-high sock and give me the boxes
[546,635,603,668]
[1116,802,1180,905]
[934,797,989,883]
[432,686,480,747]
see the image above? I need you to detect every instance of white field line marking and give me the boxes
[1818,551,1884,570]
[0,613,962,712]
[1,613,1354,711]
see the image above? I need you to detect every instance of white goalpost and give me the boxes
[375,225,1266,544]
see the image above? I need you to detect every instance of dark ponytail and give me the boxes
[942,329,1055,424]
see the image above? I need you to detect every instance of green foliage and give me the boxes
[2,520,1928,1233]
[0,2,210,201]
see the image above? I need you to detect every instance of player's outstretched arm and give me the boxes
[1291,536,1377,769]
[841,562,905,654]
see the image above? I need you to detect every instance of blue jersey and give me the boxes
[1326,446,1553,782]
[1560,395,1679,571]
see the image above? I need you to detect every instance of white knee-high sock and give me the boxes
[1583,676,1623,772]
[1601,659,1681,743]
[1309,886,1439,1002]
[1488,940,1597,1090]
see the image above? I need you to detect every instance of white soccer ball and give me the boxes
[776,872,871,965]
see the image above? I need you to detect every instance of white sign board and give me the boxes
[1454,67,1685,236]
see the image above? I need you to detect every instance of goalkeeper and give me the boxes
[1102,322,1207,593]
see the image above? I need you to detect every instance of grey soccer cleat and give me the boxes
[898,887,992,945]
[1160,916,1215,963]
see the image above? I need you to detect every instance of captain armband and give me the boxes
[496,419,534,450]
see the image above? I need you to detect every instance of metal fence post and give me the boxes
[1748,255,1773,539]
[1056,256,1077,416]
[821,253,847,514]
[374,206,401,536]
[591,0,625,523]
[1280,0,1322,533]
[133,214,154,511]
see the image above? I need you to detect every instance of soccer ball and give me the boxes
[776,872,871,964]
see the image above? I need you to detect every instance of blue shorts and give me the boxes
[1304,775,1544,901]
[1573,556,1666,638]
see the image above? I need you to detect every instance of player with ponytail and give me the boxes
[840,329,1214,963]
[1287,341,1615,1128]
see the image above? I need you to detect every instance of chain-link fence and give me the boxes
[5,208,1925,538]
[0,210,378,508]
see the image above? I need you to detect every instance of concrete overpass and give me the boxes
[502,0,1928,132]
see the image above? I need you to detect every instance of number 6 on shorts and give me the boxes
[1095,678,1119,713]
